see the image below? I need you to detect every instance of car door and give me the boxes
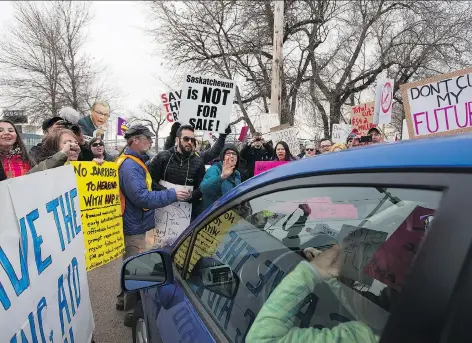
[158,169,472,343]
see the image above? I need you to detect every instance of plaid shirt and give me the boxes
[0,155,31,178]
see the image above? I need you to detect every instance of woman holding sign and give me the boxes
[200,144,241,211]
[273,141,296,161]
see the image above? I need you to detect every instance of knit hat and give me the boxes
[220,144,240,169]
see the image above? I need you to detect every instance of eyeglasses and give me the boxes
[321,144,332,149]
[305,148,314,152]
[91,142,104,147]
[94,109,109,117]
[225,151,238,156]
[181,136,196,145]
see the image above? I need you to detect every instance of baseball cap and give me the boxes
[368,127,382,135]
[42,116,63,131]
[124,124,154,139]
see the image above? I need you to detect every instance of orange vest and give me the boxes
[115,154,153,215]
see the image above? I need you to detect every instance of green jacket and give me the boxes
[246,261,379,343]
[27,151,68,174]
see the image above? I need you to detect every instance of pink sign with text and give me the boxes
[254,161,288,176]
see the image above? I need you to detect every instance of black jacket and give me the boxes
[0,161,6,182]
[149,146,206,208]
[240,142,274,178]
[29,143,42,164]
[164,133,227,165]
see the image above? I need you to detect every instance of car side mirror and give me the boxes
[121,251,174,292]
[190,257,239,299]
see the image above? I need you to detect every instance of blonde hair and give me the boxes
[329,143,347,152]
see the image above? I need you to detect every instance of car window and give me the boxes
[176,186,442,343]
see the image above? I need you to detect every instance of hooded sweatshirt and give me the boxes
[200,144,241,211]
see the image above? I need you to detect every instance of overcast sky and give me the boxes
[0,1,170,116]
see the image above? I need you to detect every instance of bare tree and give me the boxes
[128,101,167,152]
[146,0,472,137]
[0,1,118,122]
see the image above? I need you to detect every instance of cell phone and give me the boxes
[360,135,372,143]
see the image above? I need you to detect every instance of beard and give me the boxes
[179,141,193,157]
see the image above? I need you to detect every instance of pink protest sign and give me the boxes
[254,161,288,176]
[364,206,435,291]
[308,203,358,220]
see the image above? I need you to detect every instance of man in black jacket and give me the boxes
[163,122,230,164]
[240,131,274,179]
[149,125,206,220]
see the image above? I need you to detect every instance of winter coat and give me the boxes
[246,261,379,343]
[200,161,241,211]
[148,146,206,217]
[164,134,227,165]
[0,159,6,182]
[27,151,68,174]
[240,142,274,179]
[29,143,42,164]
[119,148,177,235]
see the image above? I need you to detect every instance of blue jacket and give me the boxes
[119,148,177,235]
[200,162,241,211]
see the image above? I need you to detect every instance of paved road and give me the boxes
[87,258,132,343]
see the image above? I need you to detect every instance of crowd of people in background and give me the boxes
[0,103,387,328]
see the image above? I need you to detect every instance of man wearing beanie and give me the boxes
[200,144,241,211]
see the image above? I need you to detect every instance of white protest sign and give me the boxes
[179,74,236,133]
[270,126,300,156]
[161,89,182,123]
[332,123,352,143]
[401,67,472,139]
[203,131,218,146]
[260,112,280,134]
[401,119,409,140]
[0,166,94,343]
[153,181,193,247]
[373,78,394,125]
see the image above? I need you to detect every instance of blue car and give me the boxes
[121,135,472,343]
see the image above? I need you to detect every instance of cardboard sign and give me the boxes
[254,161,288,176]
[153,181,193,247]
[239,126,249,142]
[1,166,94,343]
[351,101,376,136]
[364,206,435,291]
[374,78,394,125]
[161,90,182,123]
[332,123,352,143]
[400,67,472,139]
[71,161,125,271]
[270,126,300,156]
[179,74,236,133]
[117,117,129,136]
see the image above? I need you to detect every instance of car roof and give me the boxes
[180,134,472,244]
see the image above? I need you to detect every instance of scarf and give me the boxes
[0,146,22,158]
[0,146,31,178]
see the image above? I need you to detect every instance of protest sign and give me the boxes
[71,161,124,271]
[401,67,472,139]
[179,74,236,133]
[239,125,249,142]
[270,126,300,155]
[401,119,409,140]
[1,166,94,343]
[260,112,280,134]
[161,90,182,123]
[373,78,394,125]
[351,101,376,136]
[254,161,288,176]
[203,131,218,146]
[332,123,352,143]
[152,181,193,247]
[117,117,129,136]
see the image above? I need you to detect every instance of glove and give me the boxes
[170,122,181,134]
[224,125,231,135]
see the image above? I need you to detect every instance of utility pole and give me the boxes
[270,1,284,120]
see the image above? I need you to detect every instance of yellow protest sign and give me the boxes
[71,161,125,271]
[174,210,241,276]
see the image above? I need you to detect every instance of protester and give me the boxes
[78,101,110,139]
[163,121,229,164]
[319,138,333,154]
[0,119,34,178]
[368,127,384,144]
[240,131,274,178]
[273,141,296,161]
[89,137,114,162]
[115,124,188,327]
[29,116,64,162]
[200,144,241,211]
[303,143,317,158]
[329,143,347,152]
[346,131,361,148]
[28,129,86,173]
[149,124,206,220]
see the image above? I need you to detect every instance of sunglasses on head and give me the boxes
[91,142,104,147]
[181,136,196,144]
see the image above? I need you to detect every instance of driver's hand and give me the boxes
[308,245,340,280]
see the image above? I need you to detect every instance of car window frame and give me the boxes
[171,171,472,343]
